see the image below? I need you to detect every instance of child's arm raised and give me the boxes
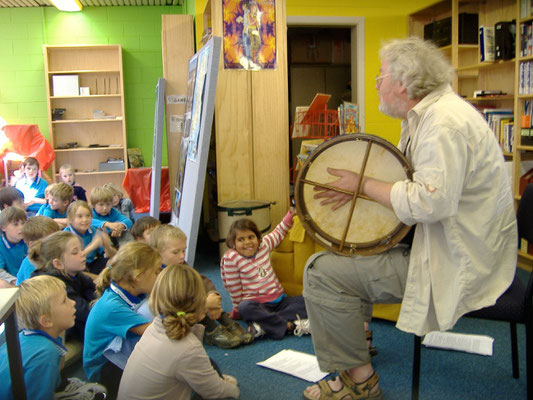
[262,208,295,250]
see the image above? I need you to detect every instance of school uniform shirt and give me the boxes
[0,232,28,280]
[391,84,517,336]
[83,284,150,381]
[64,224,104,265]
[36,203,67,219]
[118,317,239,400]
[16,256,36,285]
[14,175,48,213]
[92,208,133,233]
[0,329,66,400]
[221,211,293,318]
[73,184,87,202]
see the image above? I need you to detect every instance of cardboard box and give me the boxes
[98,161,125,172]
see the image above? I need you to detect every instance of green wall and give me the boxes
[0,5,188,168]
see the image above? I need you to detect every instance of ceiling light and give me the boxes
[50,0,83,12]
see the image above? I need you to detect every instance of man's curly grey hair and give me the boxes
[379,36,455,100]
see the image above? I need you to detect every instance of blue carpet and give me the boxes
[195,236,529,400]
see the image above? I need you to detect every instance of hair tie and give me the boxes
[176,311,186,318]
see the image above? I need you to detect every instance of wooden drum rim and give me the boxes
[294,133,414,256]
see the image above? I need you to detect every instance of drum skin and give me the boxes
[294,134,414,256]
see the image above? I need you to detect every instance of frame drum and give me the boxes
[294,134,414,256]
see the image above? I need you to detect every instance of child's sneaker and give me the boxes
[54,377,107,400]
[247,322,265,339]
[204,324,241,349]
[293,315,311,337]
[226,321,254,344]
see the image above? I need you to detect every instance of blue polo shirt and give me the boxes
[92,208,133,233]
[0,233,28,277]
[63,225,104,264]
[16,256,35,285]
[83,284,149,381]
[37,204,67,219]
[14,176,48,213]
[0,330,64,400]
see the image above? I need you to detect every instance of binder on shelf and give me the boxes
[494,20,515,60]
[479,26,495,62]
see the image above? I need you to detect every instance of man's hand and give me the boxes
[313,168,360,210]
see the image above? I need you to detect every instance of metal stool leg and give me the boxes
[412,335,421,400]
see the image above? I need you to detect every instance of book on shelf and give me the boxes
[341,101,359,134]
[479,26,495,62]
[520,0,533,19]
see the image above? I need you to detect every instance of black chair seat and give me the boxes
[466,275,526,322]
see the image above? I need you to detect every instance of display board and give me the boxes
[150,78,166,219]
[170,36,221,265]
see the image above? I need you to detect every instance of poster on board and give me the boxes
[223,0,276,70]
[170,36,222,266]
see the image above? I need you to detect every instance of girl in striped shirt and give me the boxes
[220,209,309,339]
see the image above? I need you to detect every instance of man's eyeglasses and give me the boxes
[375,73,392,85]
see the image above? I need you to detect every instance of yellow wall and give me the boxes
[194,0,438,145]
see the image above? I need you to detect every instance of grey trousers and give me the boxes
[303,247,409,372]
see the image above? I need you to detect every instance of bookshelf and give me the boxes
[43,45,128,196]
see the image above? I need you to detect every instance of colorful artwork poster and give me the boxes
[223,0,276,70]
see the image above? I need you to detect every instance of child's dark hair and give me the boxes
[0,187,23,209]
[0,206,26,228]
[149,264,206,341]
[131,216,161,240]
[225,218,262,248]
[23,157,39,168]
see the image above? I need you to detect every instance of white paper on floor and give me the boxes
[256,349,329,382]
[422,331,494,356]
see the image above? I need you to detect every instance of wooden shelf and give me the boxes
[44,44,128,195]
[457,59,515,72]
[465,95,514,101]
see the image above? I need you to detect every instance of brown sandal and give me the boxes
[302,371,382,400]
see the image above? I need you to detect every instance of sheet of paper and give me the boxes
[257,349,328,382]
[422,331,494,356]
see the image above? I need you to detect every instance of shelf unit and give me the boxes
[43,45,128,196]
[409,0,533,269]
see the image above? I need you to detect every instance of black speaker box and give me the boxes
[424,13,478,47]
[495,20,516,60]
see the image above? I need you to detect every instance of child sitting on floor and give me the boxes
[37,182,73,229]
[90,186,133,246]
[64,200,116,276]
[83,242,162,398]
[131,216,161,243]
[0,275,106,400]
[30,231,95,340]
[150,224,252,349]
[0,206,27,287]
[103,182,135,222]
[17,216,60,285]
[14,157,48,216]
[59,164,87,202]
[220,209,310,339]
[118,264,240,400]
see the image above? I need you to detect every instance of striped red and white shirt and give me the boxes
[220,212,293,318]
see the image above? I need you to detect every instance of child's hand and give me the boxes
[206,292,222,309]
[289,206,296,217]
[207,307,222,320]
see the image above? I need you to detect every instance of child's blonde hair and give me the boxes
[103,182,124,200]
[95,241,161,299]
[22,216,60,243]
[89,186,114,206]
[49,182,74,203]
[150,224,187,251]
[131,216,161,240]
[59,164,73,175]
[149,264,206,341]
[16,275,66,330]
[0,206,26,228]
[67,200,92,221]
[28,231,80,275]
[44,183,56,200]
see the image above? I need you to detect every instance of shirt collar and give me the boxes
[109,281,143,310]
[22,329,68,356]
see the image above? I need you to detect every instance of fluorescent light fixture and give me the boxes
[50,0,83,12]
